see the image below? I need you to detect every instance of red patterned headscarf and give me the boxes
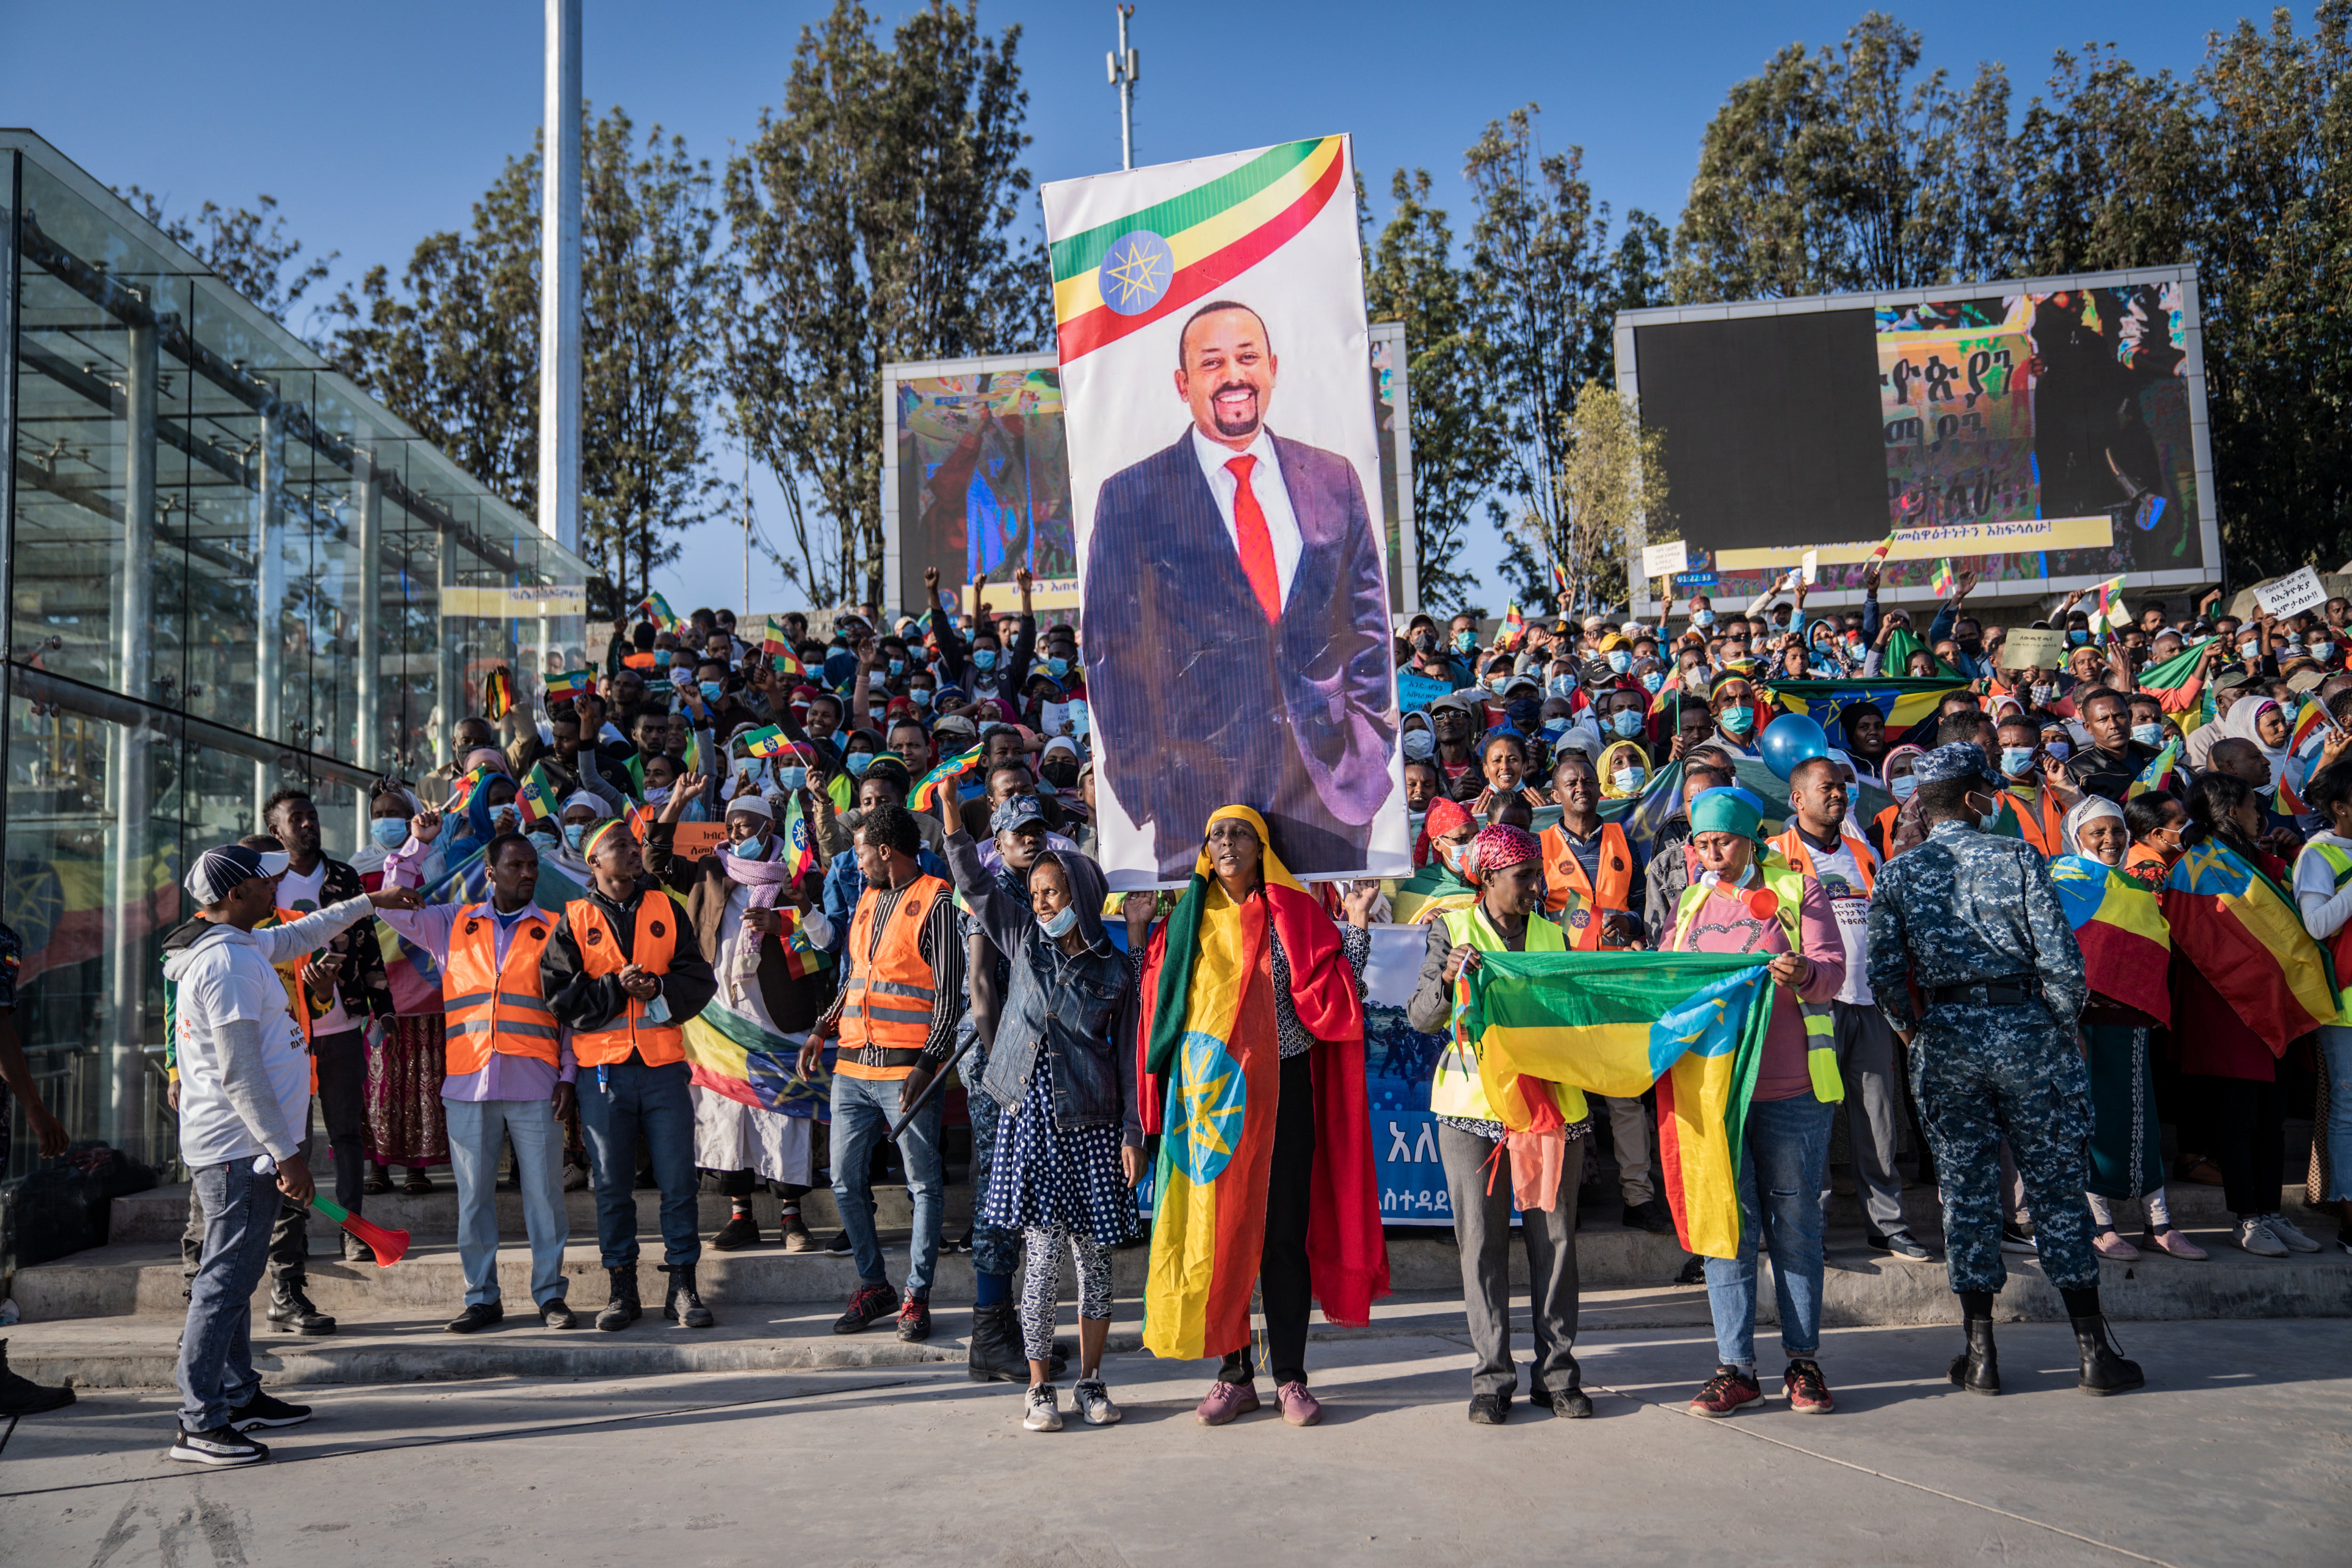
[1472,823,1540,877]
[1415,795,1476,868]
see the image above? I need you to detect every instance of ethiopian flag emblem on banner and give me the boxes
[1457,951,1776,1258]
[1046,135,1348,364]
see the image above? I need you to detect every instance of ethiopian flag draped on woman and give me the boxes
[1131,806,1388,1362]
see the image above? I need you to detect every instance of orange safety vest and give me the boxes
[1767,826,1877,894]
[2005,788,2066,859]
[564,894,685,1067]
[836,874,951,1078]
[1872,803,1902,862]
[1539,820,1635,950]
[443,903,560,1075]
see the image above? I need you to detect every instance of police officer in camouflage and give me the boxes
[1865,743,2144,1398]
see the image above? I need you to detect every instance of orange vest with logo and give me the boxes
[1539,821,1634,949]
[443,903,560,1075]
[564,895,685,1067]
[836,875,951,1077]
[1767,827,1878,895]
[2005,788,2066,859]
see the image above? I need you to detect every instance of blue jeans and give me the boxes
[830,1071,945,1298]
[1704,1093,1835,1369]
[577,1059,698,1270]
[176,1159,282,1432]
[2320,1026,2352,1204]
[445,1096,570,1306]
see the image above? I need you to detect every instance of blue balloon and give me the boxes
[1759,712,1831,782]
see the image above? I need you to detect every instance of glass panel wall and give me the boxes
[0,135,588,1205]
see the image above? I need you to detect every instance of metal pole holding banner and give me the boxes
[539,0,582,554]
[1108,7,1138,171]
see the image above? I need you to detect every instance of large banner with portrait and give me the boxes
[1043,135,1406,888]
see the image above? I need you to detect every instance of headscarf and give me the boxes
[351,782,426,877]
[2061,795,2126,863]
[1415,795,1476,869]
[1688,786,1765,841]
[1472,823,1540,877]
[1838,700,1888,770]
[2222,695,2289,784]
[1597,740,1650,799]
[1028,846,1111,952]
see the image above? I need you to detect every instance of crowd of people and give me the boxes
[11,555,2346,1463]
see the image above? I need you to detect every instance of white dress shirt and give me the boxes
[1191,425,1303,609]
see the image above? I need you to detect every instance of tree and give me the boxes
[118,188,337,330]
[328,107,728,621]
[1671,13,2013,301]
[722,0,1045,609]
[1548,381,1674,622]
[1364,168,1497,613]
[1463,105,1668,615]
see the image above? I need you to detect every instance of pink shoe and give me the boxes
[1274,1379,1322,1426]
[2143,1228,2210,1260]
[1195,1379,1260,1426]
[2092,1229,2142,1261]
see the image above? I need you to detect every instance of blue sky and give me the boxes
[3,0,2239,614]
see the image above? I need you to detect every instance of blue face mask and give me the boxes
[733,833,766,860]
[1546,675,1576,699]
[370,818,409,849]
[1486,676,1511,695]
[889,659,905,676]
[1047,656,1070,678]
[973,649,997,671]
[1039,904,1080,939]
[1542,717,1571,739]
[846,752,874,777]
[2000,746,2036,778]
[1977,793,2006,834]
[1693,610,1716,629]
[1606,651,1631,674]
[699,681,724,702]
[2131,722,2163,748]
[776,765,808,792]
[1611,709,1644,739]
[2314,643,2335,664]
[563,822,590,851]
[2068,629,2091,646]
[909,686,933,707]
[1641,671,1665,693]
[1614,765,1646,794]
[1720,705,1755,737]
[1453,630,1477,653]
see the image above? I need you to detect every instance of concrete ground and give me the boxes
[1,1317,2344,1567]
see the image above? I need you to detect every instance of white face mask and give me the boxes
[1889,774,1919,803]
[1402,728,1436,761]
[1613,766,1646,795]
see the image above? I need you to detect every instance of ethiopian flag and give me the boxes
[2048,855,2171,1026]
[1458,951,1776,1258]
[683,1003,829,1119]
[1765,676,1965,754]
[2162,839,2337,1053]
[1048,135,1350,364]
[1132,805,1387,1361]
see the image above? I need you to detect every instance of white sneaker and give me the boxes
[2262,1214,2321,1253]
[1022,1384,1062,1432]
[1073,1377,1122,1425]
[2234,1218,2288,1257]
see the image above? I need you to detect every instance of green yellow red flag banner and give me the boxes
[1457,951,1775,1257]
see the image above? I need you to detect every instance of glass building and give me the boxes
[0,131,587,1191]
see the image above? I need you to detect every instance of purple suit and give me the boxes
[1083,427,1397,878]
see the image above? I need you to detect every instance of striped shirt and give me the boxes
[817,876,966,1074]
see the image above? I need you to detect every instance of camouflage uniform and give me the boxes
[1865,819,2097,1294]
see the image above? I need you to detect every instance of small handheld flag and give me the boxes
[544,668,596,702]
[1500,604,1525,649]
[772,648,807,682]
[911,744,984,812]
[1929,558,1956,598]
[742,724,792,759]
[634,591,681,632]
[2127,739,2181,799]
[1550,561,1568,601]
[482,668,516,721]
[443,764,492,815]
[516,762,557,827]
[1868,529,1899,564]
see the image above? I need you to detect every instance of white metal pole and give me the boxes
[1111,7,1136,172]
[539,0,581,555]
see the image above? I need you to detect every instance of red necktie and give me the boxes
[1224,455,1282,622]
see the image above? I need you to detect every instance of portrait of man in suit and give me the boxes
[1082,299,1398,879]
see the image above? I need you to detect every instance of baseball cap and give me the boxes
[185,843,289,905]
[990,793,1049,835]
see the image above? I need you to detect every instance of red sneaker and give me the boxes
[1273,1380,1322,1426]
[1687,1364,1764,1417]
[831,1284,895,1335]
[1782,1358,1834,1414]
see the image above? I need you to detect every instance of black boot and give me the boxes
[1947,1317,1999,1395]
[0,1339,75,1417]
[661,1263,715,1329]
[966,1303,1027,1383]
[265,1276,337,1337]
[2072,1314,2145,1396]
[596,1266,642,1332]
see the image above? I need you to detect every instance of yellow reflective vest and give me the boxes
[1669,853,1843,1104]
[1430,903,1587,1124]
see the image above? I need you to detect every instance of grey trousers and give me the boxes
[1440,1123,1584,1400]
[1599,1096,1654,1205]
[1830,1000,1909,1236]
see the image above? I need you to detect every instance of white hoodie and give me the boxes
[163,898,374,1169]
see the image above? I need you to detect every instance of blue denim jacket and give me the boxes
[944,828,1140,1142]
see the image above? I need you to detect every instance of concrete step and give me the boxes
[104,1181,976,1248]
[10,1224,2349,1394]
[12,1222,1698,1321]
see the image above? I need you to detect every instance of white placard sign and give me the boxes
[1640,540,1687,580]
[2256,566,2327,621]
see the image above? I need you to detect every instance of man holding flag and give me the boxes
[1866,743,2144,1399]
